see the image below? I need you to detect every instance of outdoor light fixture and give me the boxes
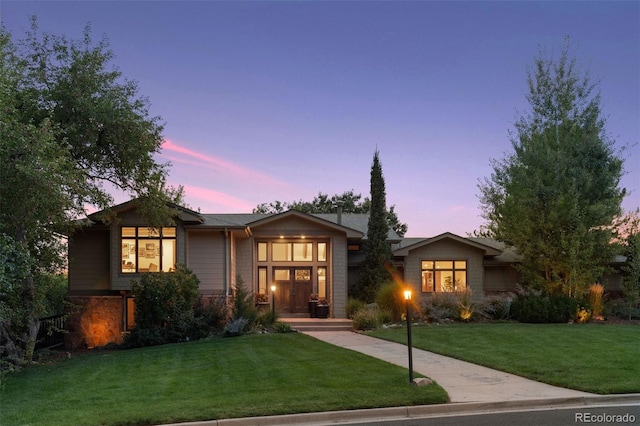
[271,285,276,312]
[404,289,414,382]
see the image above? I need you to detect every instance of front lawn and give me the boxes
[368,323,640,394]
[0,333,448,426]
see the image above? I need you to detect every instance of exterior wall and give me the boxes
[68,227,110,292]
[332,235,348,318]
[484,265,519,293]
[235,237,253,293]
[403,239,485,301]
[66,296,124,349]
[187,229,225,295]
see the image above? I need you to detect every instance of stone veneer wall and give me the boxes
[66,296,124,349]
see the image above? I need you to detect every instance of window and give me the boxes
[121,227,176,273]
[257,242,267,262]
[421,260,467,292]
[318,242,327,262]
[258,267,267,294]
[317,267,327,298]
[293,243,312,261]
[270,242,317,261]
[272,243,292,261]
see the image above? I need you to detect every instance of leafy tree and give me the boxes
[355,151,394,302]
[617,210,640,319]
[254,189,407,237]
[478,41,625,297]
[0,20,182,364]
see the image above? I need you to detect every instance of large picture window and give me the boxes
[121,227,176,273]
[421,260,467,292]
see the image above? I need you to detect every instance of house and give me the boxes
[66,199,522,348]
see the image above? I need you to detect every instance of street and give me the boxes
[337,404,640,426]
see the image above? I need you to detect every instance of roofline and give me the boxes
[87,199,204,224]
[394,232,503,256]
[248,209,364,239]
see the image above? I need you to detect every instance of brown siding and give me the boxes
[332,235,348,318]
[235,237,253,292]
[68,228,110,291]
[484,265,518,292]
[187,230,224,294]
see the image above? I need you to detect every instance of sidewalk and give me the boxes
[304,330,593,403]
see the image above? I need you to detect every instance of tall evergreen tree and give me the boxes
[355,150,394,302]
[478,41,625,296]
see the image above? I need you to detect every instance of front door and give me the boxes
[273,267,312,313]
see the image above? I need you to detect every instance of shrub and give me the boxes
[351,306,392,331]
[346,297,366,318]
[375,282,405,322]
[548,294,579,323]
[126,264,200,347]
[231,276,258,325]
[455,289,479,321]
[190,296,229,339]
[223,318,249,337]
[587,283,605,320]
[270,322,292,333]
[375,282,421,322]
[223,276,259,337]
[255,308,278,328]
[510,293,579,323]
[510,295,551,323]
[422,292,458,323]
[480,293,513,320]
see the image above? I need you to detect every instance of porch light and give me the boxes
[404,288,414,382]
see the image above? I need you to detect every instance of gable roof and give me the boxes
[393,232,503,257]
[246,210,365,239]
[86,199,204,224]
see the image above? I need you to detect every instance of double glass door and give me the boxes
[273,267,312,313]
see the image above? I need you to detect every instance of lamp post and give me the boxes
[271,285,276,312]
[404,289,414,383]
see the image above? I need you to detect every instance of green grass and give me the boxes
[0,333,448,426]
[369,323,640,394]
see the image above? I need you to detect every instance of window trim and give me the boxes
[421,259,468,293]
[120,226,176,274]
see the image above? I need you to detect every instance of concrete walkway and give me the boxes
[304,331,593,403]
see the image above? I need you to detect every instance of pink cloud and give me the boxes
[181,184,256,212]
[162,139,286,187]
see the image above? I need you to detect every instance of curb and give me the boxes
[161,394,640,426]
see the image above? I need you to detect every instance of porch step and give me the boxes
[281,318,353,332]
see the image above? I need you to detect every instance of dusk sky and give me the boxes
[2,1,638,237]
